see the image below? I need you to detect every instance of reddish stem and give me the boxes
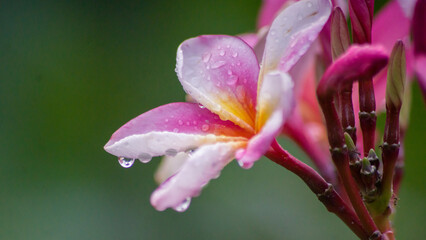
[266,140,368,240]
[284,121,336,183]
[359,78,377,156]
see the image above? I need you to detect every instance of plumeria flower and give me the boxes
[104,0,332,212]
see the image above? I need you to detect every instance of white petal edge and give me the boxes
[155,152,189,184]
[150,141,245,211]
[104,131,247,159]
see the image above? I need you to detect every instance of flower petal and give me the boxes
[238,33,259,48]
[257,0,291,28]
[150,142,244,211]
[237,71,294,169]
[154,152,189,184]
[104,102,250,159]
[415,55,426,98]
[177,35,260,132]
[260,0,332,75]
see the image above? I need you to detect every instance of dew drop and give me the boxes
[173,128,179,133]
[173,198,191,212]
[219,49,225,56]
[307,1,313,7]
[226,44,230,48]
[232,52,238,58]
[186,121,190,126]
[227,69,233,75]
[165,118,169,123]
[178,120,183,125]
[192,120,197,124]
[270,30,276,36]
[165,149,178,157]
[198,104,206,109]
[211,61,226,69]
[297,14,303,21]
[118,157,135,168]
[236,61,241,66]
[201,124,210,132]
[202,52,211,63]
[226,75,238,85]
[138,153,152,163]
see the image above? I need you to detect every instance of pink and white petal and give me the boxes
[237,71,294,169]
[154,152,189,184]
[177,35,260,132]
[257,0,292,29]
[260,0,332,77]
[150,141,245,211]
[104,102,250,159]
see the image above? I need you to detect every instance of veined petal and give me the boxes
[104,102,250,159]
[238,71,294,169]
[155,152,189,184]
[177,35,260,132]
[260,0,332,76]
[150,142,244,211]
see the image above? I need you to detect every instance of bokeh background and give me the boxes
[1,0,425,239]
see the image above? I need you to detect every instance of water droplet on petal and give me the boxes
[227,69,233,75]
[297,14,303,21]
[173,128,179,133]
[201,124,210,132]
[192,120,197,124]
[307,1,313,7]
[270,30,276,36]
[165,118,169,123]
[118,157,135,168]
[237,159,245,167]
[211,61,226,69]
[173,198,191,212]
[178,120,183,125]
[165,149,178,157]
[138,153,152,163]
[198,104,206,109]
[202,52,211,63]
[232,52,238,58]
[219,49,225,56]
[226,75,238,85]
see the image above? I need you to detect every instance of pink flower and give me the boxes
[104,0,332,212]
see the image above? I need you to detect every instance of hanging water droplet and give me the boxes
[237,159,244,167]
[138,153,152,163]
[232,52,238,58]
[226,75,238,85]
[165,149,178,157]
[201,124,210,132]
[178,120,183,125]
[202,52,211,63]
[173,198,191,212]
[219,49,225,56]
[118,157,135,168]
[211,61,226,69]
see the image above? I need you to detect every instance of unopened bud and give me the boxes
[386,41,406,110]
[331,7,350,61]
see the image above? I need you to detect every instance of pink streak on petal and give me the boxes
[261,0,332,75]
[238,33,259,48]
[238,71,294,169]
[257,0,290,28]
[150,142,239,211]
[177,35,260,130]
[105,102,251,148]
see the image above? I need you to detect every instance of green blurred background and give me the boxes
[0,0,425,239]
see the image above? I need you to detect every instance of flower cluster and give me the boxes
[105,0,425,239]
